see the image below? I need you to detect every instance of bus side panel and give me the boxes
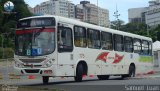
[56,23,75,76]
[73,48,102,76]
[135,55,154,75]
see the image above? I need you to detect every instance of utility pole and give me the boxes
[113,4,120,30]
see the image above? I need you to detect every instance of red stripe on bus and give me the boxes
[16,28,55,35]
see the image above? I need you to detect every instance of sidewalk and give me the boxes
[153,67,160,73]
[133,67,160,79]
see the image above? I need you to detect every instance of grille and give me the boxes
[24,65,42,68]
[20,58,45,63]
[24,69,40,73]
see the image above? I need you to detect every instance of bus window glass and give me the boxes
[15,28,55,56]
[133,39,141,53]
[58,27,73,52]
[101,32,112,50]
[142,40,149,55]
[74,26,87,47]
[149,41,152,55]
[17,17,55,28]
[88,29,100,49]
[114,34,123,52]
[124,36,133,53]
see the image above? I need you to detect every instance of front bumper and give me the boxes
[13,65,56,76]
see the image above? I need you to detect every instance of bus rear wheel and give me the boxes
[74,64,83,82]
[42,76,49,84]
[129,65,135,77]
[97,75,109,80]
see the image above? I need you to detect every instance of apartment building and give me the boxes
[128,0,160,27]
[75,1,110,27]
[145,0,160,27]
[32,0,109,27]
[128,7,147,23]
[33,0,75,18]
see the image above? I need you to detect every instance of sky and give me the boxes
[24,0,151,23]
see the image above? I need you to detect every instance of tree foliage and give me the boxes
[0,0,32,48]
[110,19,125,30]
[111,20,160,42]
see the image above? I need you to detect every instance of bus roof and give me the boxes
[20,15,152,41]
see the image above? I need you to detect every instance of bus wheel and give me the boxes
[97,75,109,80]
[129,65,135,77]
[42,76,49,84]
[121,74,128,79]
[74,64,83,82]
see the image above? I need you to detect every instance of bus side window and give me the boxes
[88,29,101,49]
[142,40,149,55]
[58,27,73,52]
[114,34,124,52]
[74,26,87,47]
[149,41,152,55]
[101,32,113,50]
[133,38,141,54]
[124,36,133,53]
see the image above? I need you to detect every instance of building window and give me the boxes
[87,29,100,49]
[124,36,133,53]
[101,32,112,50]
[74,26,87,47]
[133,38,141,54]
[114,34,124,52]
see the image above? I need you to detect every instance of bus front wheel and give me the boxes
[74,64,83,82]
[42,76,49,84]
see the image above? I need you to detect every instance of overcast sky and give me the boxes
[24,0,151,23]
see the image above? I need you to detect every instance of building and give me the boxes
[128,0,160,27]
[68,3,75,18]
[75,1,110,27]
[99,8,110,27]
[27,6,34,14]
[33,0,75,18]
[145,0,160,27]
[75,4,84,21]
[32,0,109,27]
[128,7,147,23]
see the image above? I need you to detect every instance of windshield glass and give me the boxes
[15,28,55,56]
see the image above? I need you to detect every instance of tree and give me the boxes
[120,22,148,36]
[0,0,32,48]
[110,19,125,30]
[148,25,160,42]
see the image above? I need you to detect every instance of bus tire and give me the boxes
[74,64,83,82]
[97,75,109,80]
[121,74,128,79]
[129,65,135,77]
[42,76,49,84]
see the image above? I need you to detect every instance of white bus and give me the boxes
[14,15,153,84]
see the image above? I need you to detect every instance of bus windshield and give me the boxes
[15,28,55,56]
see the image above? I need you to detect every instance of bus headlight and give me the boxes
[42,59,53,68]
[15,61,24,68]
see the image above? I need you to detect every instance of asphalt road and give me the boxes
[17,75,160,91]
[1,61,160,91]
